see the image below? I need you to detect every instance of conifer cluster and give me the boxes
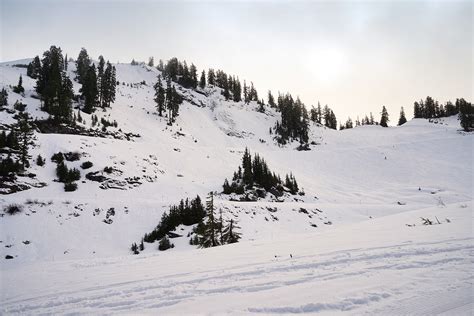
[191,192,241,248]
[223,148,300,196]
[142,196,206,244]
[33,46,74,124]
[153,74,182,125]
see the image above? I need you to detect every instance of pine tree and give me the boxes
[75,48,91,84]
[398,107,407,126]
[64,54,68,70]
[190,63,198,89]
[222,219,241,244]
[242,147,253,187]
[207,68,215,85]
[82,65,98,114]
[27,56,41,79]
[97,56,105,106]
[13,75,24,94]
[458,98,473,131]
[148,56,154,67]
[17,112,33,169]
[154,75,165,116]
[199,70,206,89]
[102,62,116,107]
[0,88,8,107]
[380,106,389,127]
[268,91,275,107]
[36,46,73,124]
[157,59,164,71]
[233,77,241,102]
[199,192,219,248]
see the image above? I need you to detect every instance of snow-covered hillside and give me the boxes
[0,59,472,314]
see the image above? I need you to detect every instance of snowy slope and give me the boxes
[0,59,472,314]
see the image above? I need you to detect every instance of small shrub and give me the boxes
[64,182,78,192]
[103,166,113,174]
[13,101,26,111]
[130,243,139,255]
[64,152,81,162]
[56,162,81,183]
[4,204,23,215]
[51,152,64,163]
[81,161,93,169]
[36,155,45,166]
[158,236,173,251]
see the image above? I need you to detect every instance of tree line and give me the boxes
[414,96,472,131]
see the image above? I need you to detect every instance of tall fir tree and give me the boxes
[221,219,241,244]
[97,56,105,107]
[199,70,206,89]
[199,192,219,248]
[154,75,165,116]
[0,88,8,107]
[13,75,25,94]
[75,48,91,84]
[36,45,73,123]
[82,64,98,114]
[398,107,407,126]
[380,106,389,127]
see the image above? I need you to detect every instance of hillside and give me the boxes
[0,58,472,314]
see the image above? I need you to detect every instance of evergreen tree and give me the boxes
[64,54,68,70]
[268,91,276,107]
[97,55,105,106]
[0,88,8,107]
[199,192,219,248]
[102,62,116,107]
[27,56,41,79]
[36,46,73,123]
[458,98,473,131]
[13,75,25,94]
[75,48,91,84]
[154,74,166,116]
[158,236,173,251]
[344,117,353,129]
[398,107,407,126]
[148,56,154,67]
[82,64,98,114]
[221,219,241,244]
[189,63,198,89]
[207,68,215,85]
[244,81,250,104]
[17,112,33,169]
[233,77,241,102]
[199,70,206,89]
[380,106,389,127]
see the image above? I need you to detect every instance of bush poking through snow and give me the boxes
[4,204,23,215]
[36,155,45,166]
[56,162,81,183]
[51,152,64,163]
[81,161,93,169]
[64,182,78,192]
[130,243,139,255]
[64,152,81,162]
[158,236,174,251]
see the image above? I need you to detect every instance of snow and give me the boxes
[0,60,473,314]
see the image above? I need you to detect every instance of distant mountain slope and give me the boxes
[0,59,472,265]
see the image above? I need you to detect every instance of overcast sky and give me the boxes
[1,0,472,123]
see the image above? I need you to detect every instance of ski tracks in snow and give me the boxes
[2,237,473,315]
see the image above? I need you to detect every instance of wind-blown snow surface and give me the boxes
[0,60,473,314]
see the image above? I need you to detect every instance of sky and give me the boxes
[1,0,472,123]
